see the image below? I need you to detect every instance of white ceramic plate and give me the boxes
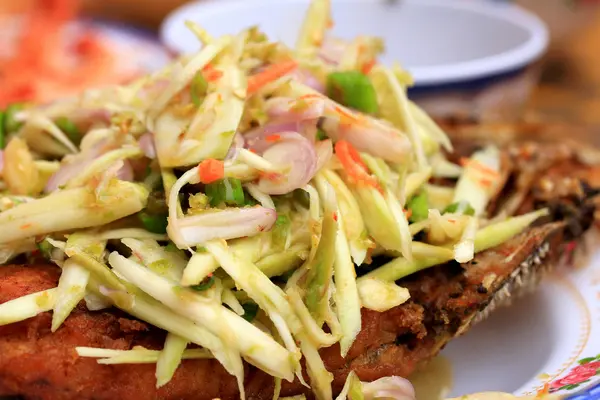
[442,248,600,399]
[160,0,548,86]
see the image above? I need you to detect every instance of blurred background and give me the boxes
[1,0,600,135]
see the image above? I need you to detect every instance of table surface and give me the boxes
[527,11,600,139]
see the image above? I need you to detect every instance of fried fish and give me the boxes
[1,138,597,400]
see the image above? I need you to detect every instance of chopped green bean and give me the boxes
[205,178,245,207]
[55,117,81,145]
[36,239,53,259]
[326,71,378,114]
[189,275,215,291]
[138,212,168,234]
[443,201,475,216]
[165,242,179,253]
[241,302,259,322]
[406,192,428,223]
[4,103,24,134]
[316,128,327,141]
[190,73,208,107]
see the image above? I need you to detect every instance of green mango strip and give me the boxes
[360,209,549,282]
[304,210,338,322]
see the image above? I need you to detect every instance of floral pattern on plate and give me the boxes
[551,355,600,392]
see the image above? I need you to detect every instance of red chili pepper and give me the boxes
[335,140,381,191]
[247,60,298,94]
[198,159,224,184]
[361,59,377,75]
[479,178,494,188]
[202,64,224,82]
[265,134,281,143]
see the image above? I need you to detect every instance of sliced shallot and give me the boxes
[44,158,95,193]
[71,109,112,130]
[256,132,318,195]
[226,133,245,161]
[116,160,134,182]
[319,37,348,65]
[244,122,301,152]
[138,133,156,159]
[291,69,325,93]
[266,96,326,121]
[244,118,320,151]
[362,376,416,400]
[45,136,115,193]
[321,114,412,163]
[169,207,277,248]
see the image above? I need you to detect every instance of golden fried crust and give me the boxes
[0,265,429,400]
[2,138,598,399]
[0,223,568,399]
[0,266,241,400]
[2,130,597,399]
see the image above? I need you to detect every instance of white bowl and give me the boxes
[160,0,549,87]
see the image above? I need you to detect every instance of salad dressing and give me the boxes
[409,355,454,400]
[409,356,561,400]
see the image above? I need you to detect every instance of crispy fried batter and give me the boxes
[1,137,599,399]
[0,264,429,400]
[0,222,578,400]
